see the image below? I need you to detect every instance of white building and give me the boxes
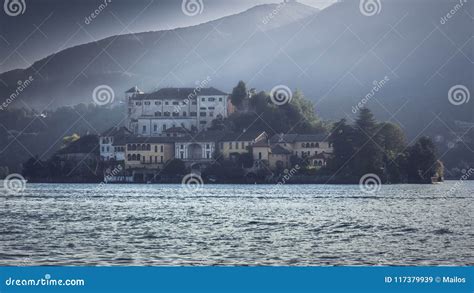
[99,127,132,161]
[126,86,228,136]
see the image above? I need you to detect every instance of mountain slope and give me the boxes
[0,0,472,139]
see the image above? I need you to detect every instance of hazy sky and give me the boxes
[0,0,336,73]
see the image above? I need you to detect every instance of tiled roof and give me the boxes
[125,137,176,144]
[220,130,267,142]
[101,126,132,137]
[130,87,228,100]
[125,86,142,93]
[271,145,292,155]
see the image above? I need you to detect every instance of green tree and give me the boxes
[353,108,384,176]
[378,122,406,159]
[405,137,439,183]
[328,119,356,176]
[231,81,247,108]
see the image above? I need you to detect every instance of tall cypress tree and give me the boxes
[353,108,384,176]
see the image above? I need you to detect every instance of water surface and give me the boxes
[1,182,473,266]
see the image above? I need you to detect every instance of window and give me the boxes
[142,126,146,133]
[155,156,158,163]
[137,154,141,160]
[208,98,215,102]
[183,112,187,116]
[208,107,215,110]
[160,145,164,152]
[101,146,105,152]
[192,101,197,105]
[235,142,239,150]
[164,112,171,117]
[200,112,206,117]
[180,152,184,159]
[219,98,223,102]
[155,145,158,153]
[155,112,162,117]
[200,107,206,110]
[128,154,131,161]
[172,101,179,105]
[206,144,210,149]
[201,98,205,102]
[241,142,245,149]
[229,142,233,150]
[165,101,169,105]
[154,125,158,132]
[106,146,110,152]
[160,156,164,163]
[206,152,210,159]
[315,143,320,148]
[190,112,197,117]
[162,125,167,131]
[155,101,161,105]
[180,145,184,149]
[144,101,151,105]
[136,102,142,106]
[149,156,152,163]
[172,112,179,117]
[259,152,262,160]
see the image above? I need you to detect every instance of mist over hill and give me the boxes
[0,0,472,139]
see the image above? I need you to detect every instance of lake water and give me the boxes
[1,182,473,266]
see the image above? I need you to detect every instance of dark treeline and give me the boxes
[327,108,443,184]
